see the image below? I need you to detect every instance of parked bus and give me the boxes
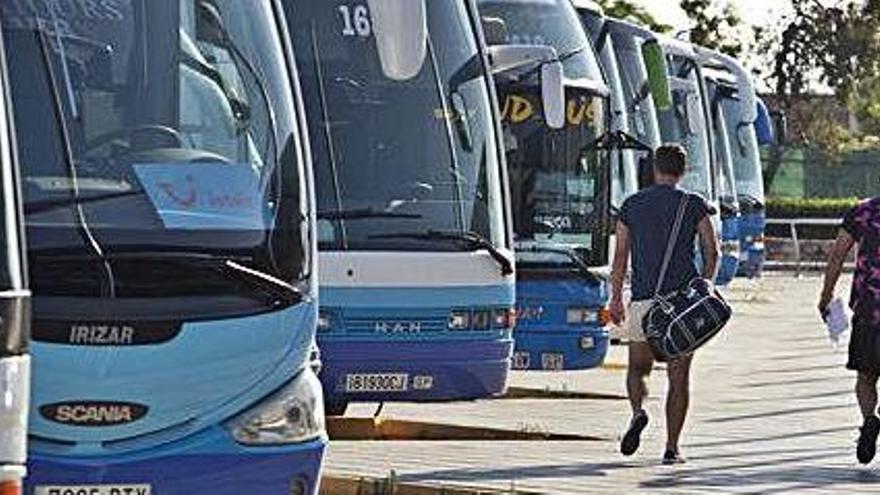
[698,48,766,279]
[474,0,613,371]
[0,25,30,495]
[287,0,535,412]
[652,38,723,280]
[702,66,741,285]
[605,19,662,185]
[1,1,326,493]
[574,1,640,207]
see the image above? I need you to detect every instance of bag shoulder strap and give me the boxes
[654,193,690,297]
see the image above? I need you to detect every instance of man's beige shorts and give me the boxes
[619,300,654,343]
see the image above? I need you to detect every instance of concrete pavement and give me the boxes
[324,274,880,494]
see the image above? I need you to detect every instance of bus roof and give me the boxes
[570,0,603,15]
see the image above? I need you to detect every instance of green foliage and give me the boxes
[766,197,859,219]
[679,0,744,57]
[595,0,672,33]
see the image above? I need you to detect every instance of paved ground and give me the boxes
[324,274,880,494]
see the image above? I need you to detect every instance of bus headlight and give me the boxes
[227,369,325,445]
[566,307,611,326]
[317,311,332,331]
[448,310,470,330]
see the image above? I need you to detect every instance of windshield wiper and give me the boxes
[369,230,514,276]
[31,251,304,306]
[519,245,602,283]
[587,129,653,154]
[25,190,144,215]
[317,208,422,221]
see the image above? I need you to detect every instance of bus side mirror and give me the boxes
[368,0,428,81]
[486,45,566,129]
[642,41,671,110]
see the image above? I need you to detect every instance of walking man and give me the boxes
[819,198,880,464]
[609,144,719,464]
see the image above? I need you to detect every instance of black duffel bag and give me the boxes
[641,195,732,362]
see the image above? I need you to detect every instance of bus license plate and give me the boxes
[345,373,409,393]
[35,485,151,495]
[541,353,564,371]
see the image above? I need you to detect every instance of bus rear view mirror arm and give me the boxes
[486,45,566,129]
[368,0,428,81]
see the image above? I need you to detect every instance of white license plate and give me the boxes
[511,351,531,369]
[36,485,151,495]
[541,353,564,371]
[345,372,409,392]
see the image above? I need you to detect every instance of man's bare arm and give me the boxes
[610,222,631,324]
[819,231,856,314]
[697,216,719,280]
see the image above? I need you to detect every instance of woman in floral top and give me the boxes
[820,198,880,464]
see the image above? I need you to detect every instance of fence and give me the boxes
[765,218,852,276]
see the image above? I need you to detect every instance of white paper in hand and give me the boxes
[825,297,850,348]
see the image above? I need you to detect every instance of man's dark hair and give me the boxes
[654,144,687,177]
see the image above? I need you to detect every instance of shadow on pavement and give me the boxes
[401,461,632,484]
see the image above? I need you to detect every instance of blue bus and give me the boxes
[698,49,765,279]
[0,25,30,495]
[474,0,613,371]
[702,66,741,286]
[1,1,326,493]
[288,0,525,413]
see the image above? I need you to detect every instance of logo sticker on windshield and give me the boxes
[134,163,268,230]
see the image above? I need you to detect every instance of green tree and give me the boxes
[679,0,745,57]
[756,0,880,188]
[596,0,672,33]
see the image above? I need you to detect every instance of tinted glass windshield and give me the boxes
[579,11,637,208]
[1,0,309,297]
[502,87,608,267]
[477,0,603,81]
[657,57,712,199]
[709,88,737,208]
[288,0,506,251]
[721,97,764,202]
[609,29,661,150]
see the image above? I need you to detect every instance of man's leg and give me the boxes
[627,342,654,414]
[665,354,693,458]
[856,372,880,464]
[621,342,653,456]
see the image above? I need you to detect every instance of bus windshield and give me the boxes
[579,11,637,208]
[658,58,712,199]
[1,0,309,299]
[289,0,506,252]
[610,30,660,151]
[711,94,738,208]
[722,98,764,203]
[477,0,603,81]
[478,0,609,267]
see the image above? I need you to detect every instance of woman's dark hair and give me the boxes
[654,144,687,177]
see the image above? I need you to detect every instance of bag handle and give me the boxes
[654,193,690,297]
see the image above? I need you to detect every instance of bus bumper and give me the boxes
[26,429,326,495]
[319,337,513,404]
[738,212,766,278]
[512,326,609,371]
